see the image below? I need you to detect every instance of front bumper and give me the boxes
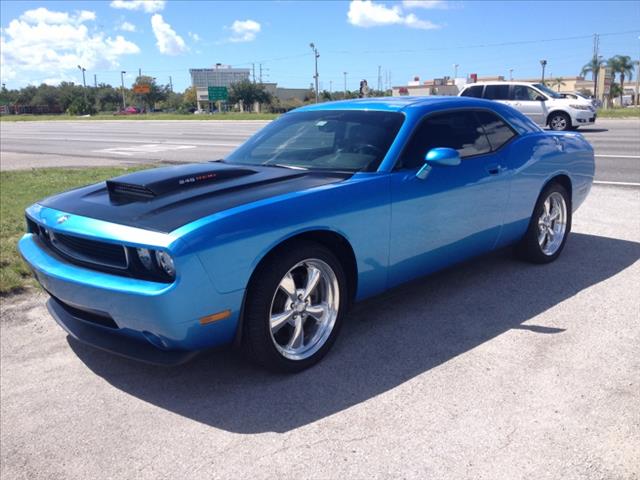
[19,214,245,363]
[573,110,596,125]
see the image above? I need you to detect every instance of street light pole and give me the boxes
[77,65,87,103]
[343,72,347,98]
[120,71,127,110]
[509,68,514,81]
[453,63,459,82]
[540,59,547,83]
[309,43,319,103]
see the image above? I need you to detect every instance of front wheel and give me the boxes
[548,112,572,131]
[242,242,347,372]
[515,183,571,263]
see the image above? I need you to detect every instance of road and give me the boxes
[1,184,638,480]
[1,118,639,183]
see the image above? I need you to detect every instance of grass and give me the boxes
[596,107,640,118]
[0,112,279,122]
[0,166,147,295]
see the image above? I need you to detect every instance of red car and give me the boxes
[114,106,141,115]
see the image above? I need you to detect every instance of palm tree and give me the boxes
[581,56,606,98]
[608,55,634,106]
[552,77,566,92]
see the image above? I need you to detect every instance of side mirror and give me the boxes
[536,95,546,101]
[416,147,461,180]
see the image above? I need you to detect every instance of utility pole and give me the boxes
[138,68,142,78]
[636,59,640,106]
[252,63,256,83]
[540,59,547,83]
[169,76,173,92]
[259,64,262,83]
[343,71,347,98]
[592,33,600,100]
[329,80,332,96]
[120,71,126,109]
[377,65,382,92]
[453,63,459,82]
[77,65,87,103]
[309,43,319,103]
[93,74,97,88]
[509,68,513,81]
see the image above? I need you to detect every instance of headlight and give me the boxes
[136,248,153,270]
[569,104,592,111]
[155,251,175,278]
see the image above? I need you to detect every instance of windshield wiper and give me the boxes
[265,163,309,171]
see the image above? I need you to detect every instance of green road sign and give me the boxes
[208,86,228,101]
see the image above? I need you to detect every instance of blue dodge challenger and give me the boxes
[19,97,594,372]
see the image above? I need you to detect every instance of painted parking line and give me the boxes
[94,144,197,156]
[595,154,640,159]
[593,180,640,187]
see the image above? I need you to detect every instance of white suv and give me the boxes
[458,81,596,131]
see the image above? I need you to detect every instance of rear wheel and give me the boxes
[515,183,571,263]
[242,242,347,372]
[548,112,572,131]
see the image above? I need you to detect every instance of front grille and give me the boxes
[28,217,128,270]
[51,232,128,269]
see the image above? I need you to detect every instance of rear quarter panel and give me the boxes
[497,131,594,248]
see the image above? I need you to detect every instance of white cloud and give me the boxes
[150,14,187,55]
[228,19,261,43]
[0,8,139,85]
[110,1,165,13]
[402,0,448,9]
[118,21,136,32]
[347,0,440,29]
[188,31,201,42]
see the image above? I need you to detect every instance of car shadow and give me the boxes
[69,233,640,433]
[576,128,609,133]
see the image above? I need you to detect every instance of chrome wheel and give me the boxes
[269,259,340,361]
[537,191,567,256]
[550,114,568,131]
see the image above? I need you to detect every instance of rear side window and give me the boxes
[475,111,517,150]
[399,110,491,169]
[511,85,541,101]
[483,85,510,100]
[461,85,483,98]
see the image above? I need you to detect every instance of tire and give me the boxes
[548,111,572,131]
[242,241,348,373]
[515,182,572,264]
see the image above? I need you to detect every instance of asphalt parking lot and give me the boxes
[1,117,639,183]
[1,184,638,480]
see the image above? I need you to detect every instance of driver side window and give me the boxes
[512,85,541,101]
[398,110,491,169]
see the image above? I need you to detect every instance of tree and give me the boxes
[581,56,606,98]
[551,77,565,92]
[228,80,271,112]
[608,55,634,106]
[132,75,166,112]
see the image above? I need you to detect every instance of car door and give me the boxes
[510,85,548,125]
[387,109,511,287]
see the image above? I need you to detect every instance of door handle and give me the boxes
[486,164,504,175]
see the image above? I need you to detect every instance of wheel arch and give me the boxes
[542,173,572,205]
[234,228,358,345]
[546,109,572,127]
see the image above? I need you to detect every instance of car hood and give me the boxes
[37,162,351,233]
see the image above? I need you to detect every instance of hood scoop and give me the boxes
[106,163,257,202]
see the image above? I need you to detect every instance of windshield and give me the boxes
[532,83,562,99]
[225,110,405,172]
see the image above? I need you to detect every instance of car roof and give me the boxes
[295,96,487,113]
[462,81,543,87]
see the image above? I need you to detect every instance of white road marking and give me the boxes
[94,144,197,156]
[595,154,640,159]
[593,180,640,187]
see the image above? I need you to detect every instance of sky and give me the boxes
[1,0,639,92]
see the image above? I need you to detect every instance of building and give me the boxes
[189,64,251,111]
